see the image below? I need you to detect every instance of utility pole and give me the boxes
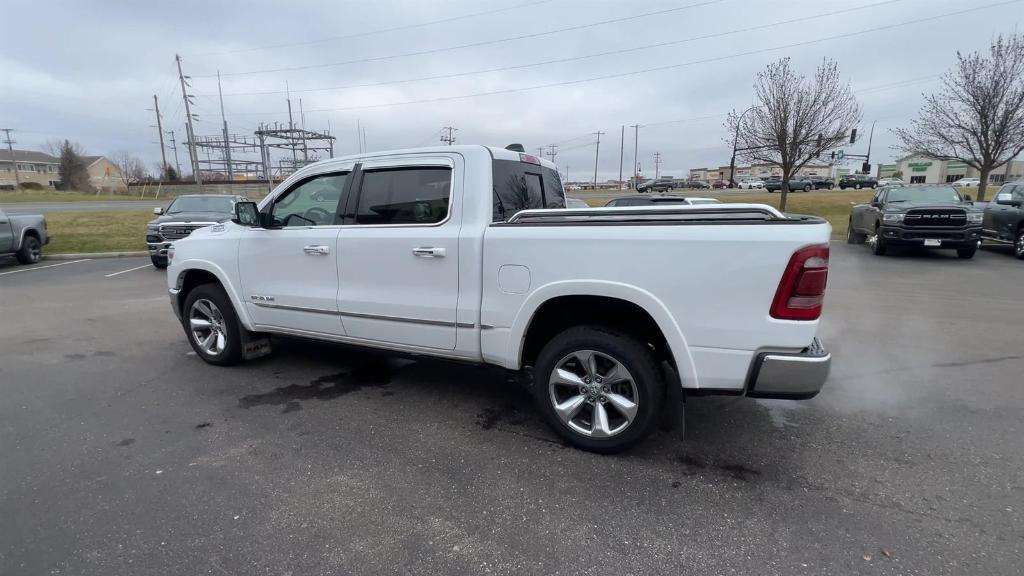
[546,144,558,163]
[299,98,308,163]
[286,82,297,166]
[618,125,625,189]
[592,131,604,187]
[151,95,168,179]
[440,126,457,146]
[175,54,202,191]
[357,119,362,153]
[216,71,233,181]
[654,152,662,179]
[166,130,182,176]
[537,147,544,157]
[630,124,640,189]
[2,128,20,189]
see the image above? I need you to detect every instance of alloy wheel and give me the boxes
[1017,232,1024,258]
[548,350,639,438]
[189,298,227,355]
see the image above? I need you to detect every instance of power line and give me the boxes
[270,0,1020,116]
[213,0,907,97]
[191,0,554,57]
[210,1,723,78]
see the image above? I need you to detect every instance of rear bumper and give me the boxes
[746,338,831,399]
[879,225,981,247]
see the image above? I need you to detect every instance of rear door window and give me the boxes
[354,167,452,225]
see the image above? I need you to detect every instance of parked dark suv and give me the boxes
[636,178,674,193]
[981,180,1024,259]
[847,184,983,258]
[839,174,878,189]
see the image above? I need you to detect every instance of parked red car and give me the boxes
[711,180,728,189]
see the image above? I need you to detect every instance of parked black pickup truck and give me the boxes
[146,194,247,268]
[847,184,983,258]
[981,179,1024,259]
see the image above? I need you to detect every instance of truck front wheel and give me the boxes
[533,326,664,453]
[182,283,244,366]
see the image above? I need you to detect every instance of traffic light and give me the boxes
[830,151,836,160]
[862,162,871,174]
[816,133,823,148]
[849,129,858,144]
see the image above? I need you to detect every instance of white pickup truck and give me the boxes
[166,145,832,452]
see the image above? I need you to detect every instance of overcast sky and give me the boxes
[2,0,1021,181]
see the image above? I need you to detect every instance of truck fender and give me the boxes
[507,280,700,389]
[173,259,256,331]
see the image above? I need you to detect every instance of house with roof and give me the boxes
[0,149,125,192]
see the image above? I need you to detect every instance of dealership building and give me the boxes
[878,155,1024,185]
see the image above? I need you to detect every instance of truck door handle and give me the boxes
[303,245,330,255]
[412,247,446,258]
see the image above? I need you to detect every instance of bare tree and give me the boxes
[894,33,1024,201]
[113,152,148,187]
[726,58,861,211]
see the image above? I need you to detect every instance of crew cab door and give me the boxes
[986,183,1022,240]
[338,156,461,350]
[237,168,352,335]
[0,209,13,253]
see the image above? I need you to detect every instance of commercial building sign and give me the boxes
[908,161,933,172]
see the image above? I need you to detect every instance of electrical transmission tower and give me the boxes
[440,126,458,146]
[1,128,19,189]
[546,144,558,163]
[654,152,662,179]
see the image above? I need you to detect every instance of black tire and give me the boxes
[956,247,976,259]
[182,283,245,366]
[871,227,887,256]
[532,326,665,453]
[854,183,862,190]
[151,255,168,269]
[827,183,834,190]
[1016,229,1024,260]
[15,235,42,264]
[846,220,866,244]
[803,184,812,192]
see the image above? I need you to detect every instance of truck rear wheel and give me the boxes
[15,235,42,264]
[846,220,866,244]
[1016,230,1024,260]
[182,283,244,366]
[533,326,664,453]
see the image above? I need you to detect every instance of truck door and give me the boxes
[337,156,461,350]
[237,168,352,336]
[990,184,1022,240]
[0,209,13,253]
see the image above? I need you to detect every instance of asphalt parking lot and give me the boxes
[2,245,1023,575]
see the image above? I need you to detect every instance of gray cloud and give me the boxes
[1,0,1019,180]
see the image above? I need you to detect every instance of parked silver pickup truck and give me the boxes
[0,207,48,264]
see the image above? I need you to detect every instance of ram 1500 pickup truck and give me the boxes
[166,145,833,452]
[0,207,48,264]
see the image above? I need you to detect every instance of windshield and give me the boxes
[166,196,236,214]
[887,185,962,203]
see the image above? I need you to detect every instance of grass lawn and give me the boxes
[45,211,151,254]
[0,190,147,203]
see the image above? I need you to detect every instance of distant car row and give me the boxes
[565,195,722,208]
[847,180,1024,260]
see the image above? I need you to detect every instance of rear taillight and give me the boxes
[519,153,541,165]
[770,244,829,321]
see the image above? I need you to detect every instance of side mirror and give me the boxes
[153,207,164,215]
[232,201,261,226]
[995,192,1019,206]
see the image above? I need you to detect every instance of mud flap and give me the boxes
[659,361,686,440]
[241,332,272,360]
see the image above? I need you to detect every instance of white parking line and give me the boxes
[105,264,152,278]
[0,259,92,277]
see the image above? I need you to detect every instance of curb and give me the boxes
[44,251,149,260]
